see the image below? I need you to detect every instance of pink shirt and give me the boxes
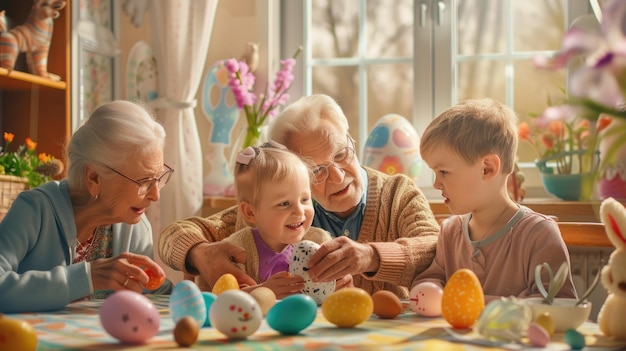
[412,206,578,302]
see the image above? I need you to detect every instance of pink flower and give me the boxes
[225,47,302,133]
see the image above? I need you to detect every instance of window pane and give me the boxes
[457,0,505,55]
[311,0,359,59]
[457,60,506,102]
[364,0,413,58]
[513,0,567,52]
[366,63,413,133]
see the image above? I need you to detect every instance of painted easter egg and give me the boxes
[99,290,160,344]
[169,280,207,326]
[409,282,443,317]
[441,269,485,329]
[361,114,422,182]
[266,294,317,334]
[212,273,240,295]
[209,290,263,339]
[289,240,335,305]
[321,287,373,328]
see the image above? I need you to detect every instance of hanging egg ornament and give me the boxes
[441,268,485,329]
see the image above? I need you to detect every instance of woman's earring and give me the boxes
[93,194,99,200]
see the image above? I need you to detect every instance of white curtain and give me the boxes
[147,0,219,282]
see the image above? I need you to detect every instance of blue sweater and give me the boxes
[0,180,164,313]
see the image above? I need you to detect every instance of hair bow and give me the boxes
[236,146,256,165]
[267,140,287,150]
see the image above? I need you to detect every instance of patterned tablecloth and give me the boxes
[7,295,626,351]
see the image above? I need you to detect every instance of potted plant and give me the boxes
[518,114,610,200]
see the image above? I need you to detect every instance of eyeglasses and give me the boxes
[309,137,356,185]
[102,163,174,195]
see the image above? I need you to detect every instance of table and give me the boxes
[7,295,626,351]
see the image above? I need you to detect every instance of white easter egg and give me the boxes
[362,114,422,182]
[289,240,335,305]
[169,280,207,326]
[209,290,263,339]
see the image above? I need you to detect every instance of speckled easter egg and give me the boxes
[212,273,240,295]
[441,269,485,329]
[169,280,207,326]
[321,287,373,328]
[289,240,335,305]
[99,290,160,344]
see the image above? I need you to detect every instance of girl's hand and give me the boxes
[261,272,305,299]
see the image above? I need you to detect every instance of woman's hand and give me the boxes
[335,274,354,290]
[188,241,257,289]
[307,236,380,282]
[90,252,165,292]
[259,272,305,299]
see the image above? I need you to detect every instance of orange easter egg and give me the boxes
[212,273,239,295]
[441,268,485,329]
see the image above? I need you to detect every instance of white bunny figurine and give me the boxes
[597,197,626,340]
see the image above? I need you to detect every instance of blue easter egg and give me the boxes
[564,329,585,350]
[266,294,317,335]
[201,291,217,327]
[169,280,206,326]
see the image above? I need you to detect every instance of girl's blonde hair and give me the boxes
[420,98,519,174]
[234,145,311,207]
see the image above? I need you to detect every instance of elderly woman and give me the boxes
[0,100,173,313]
[159,94,440,299]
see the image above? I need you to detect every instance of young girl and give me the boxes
[411,98,577,303]
[227,142,349,299]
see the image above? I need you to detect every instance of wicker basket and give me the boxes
[0,174,28,221]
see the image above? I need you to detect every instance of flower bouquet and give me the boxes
[225,47,302,149]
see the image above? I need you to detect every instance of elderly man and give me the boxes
[158,94,439,298]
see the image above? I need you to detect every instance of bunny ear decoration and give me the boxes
[600,197,626,250]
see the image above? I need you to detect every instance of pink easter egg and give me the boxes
[409,282,443,317]
[99,290,160,344]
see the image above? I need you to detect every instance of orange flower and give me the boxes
[548,121,564,137]
[596,115,613,133]
[540,133,555,150]
[38,153,53,163]
[518,122,532,141]
[3,132,14,143]
[25,137,37,151]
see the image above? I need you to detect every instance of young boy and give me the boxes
[411,98,577,302]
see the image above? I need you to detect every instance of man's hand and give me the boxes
[187,241,256,288]
[306,236,380,282]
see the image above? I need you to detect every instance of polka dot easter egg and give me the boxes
[322,287,373,328]
[209,290,263,339]
[212,273,240,295]
[441,268,485,329]
[99,290,160,344]
[289,240,335,304]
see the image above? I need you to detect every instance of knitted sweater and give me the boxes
[159,167,440,298]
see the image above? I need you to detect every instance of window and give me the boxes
[282,0,591,198]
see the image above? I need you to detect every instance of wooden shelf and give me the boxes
[0,68,67,90]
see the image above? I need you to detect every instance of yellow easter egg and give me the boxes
[534,312,555,336]
[321,287,373,328]
[212,273,239,295]
[441,268,485,329]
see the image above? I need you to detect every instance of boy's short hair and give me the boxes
[234,145,310,207]
[420,98,518,174]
